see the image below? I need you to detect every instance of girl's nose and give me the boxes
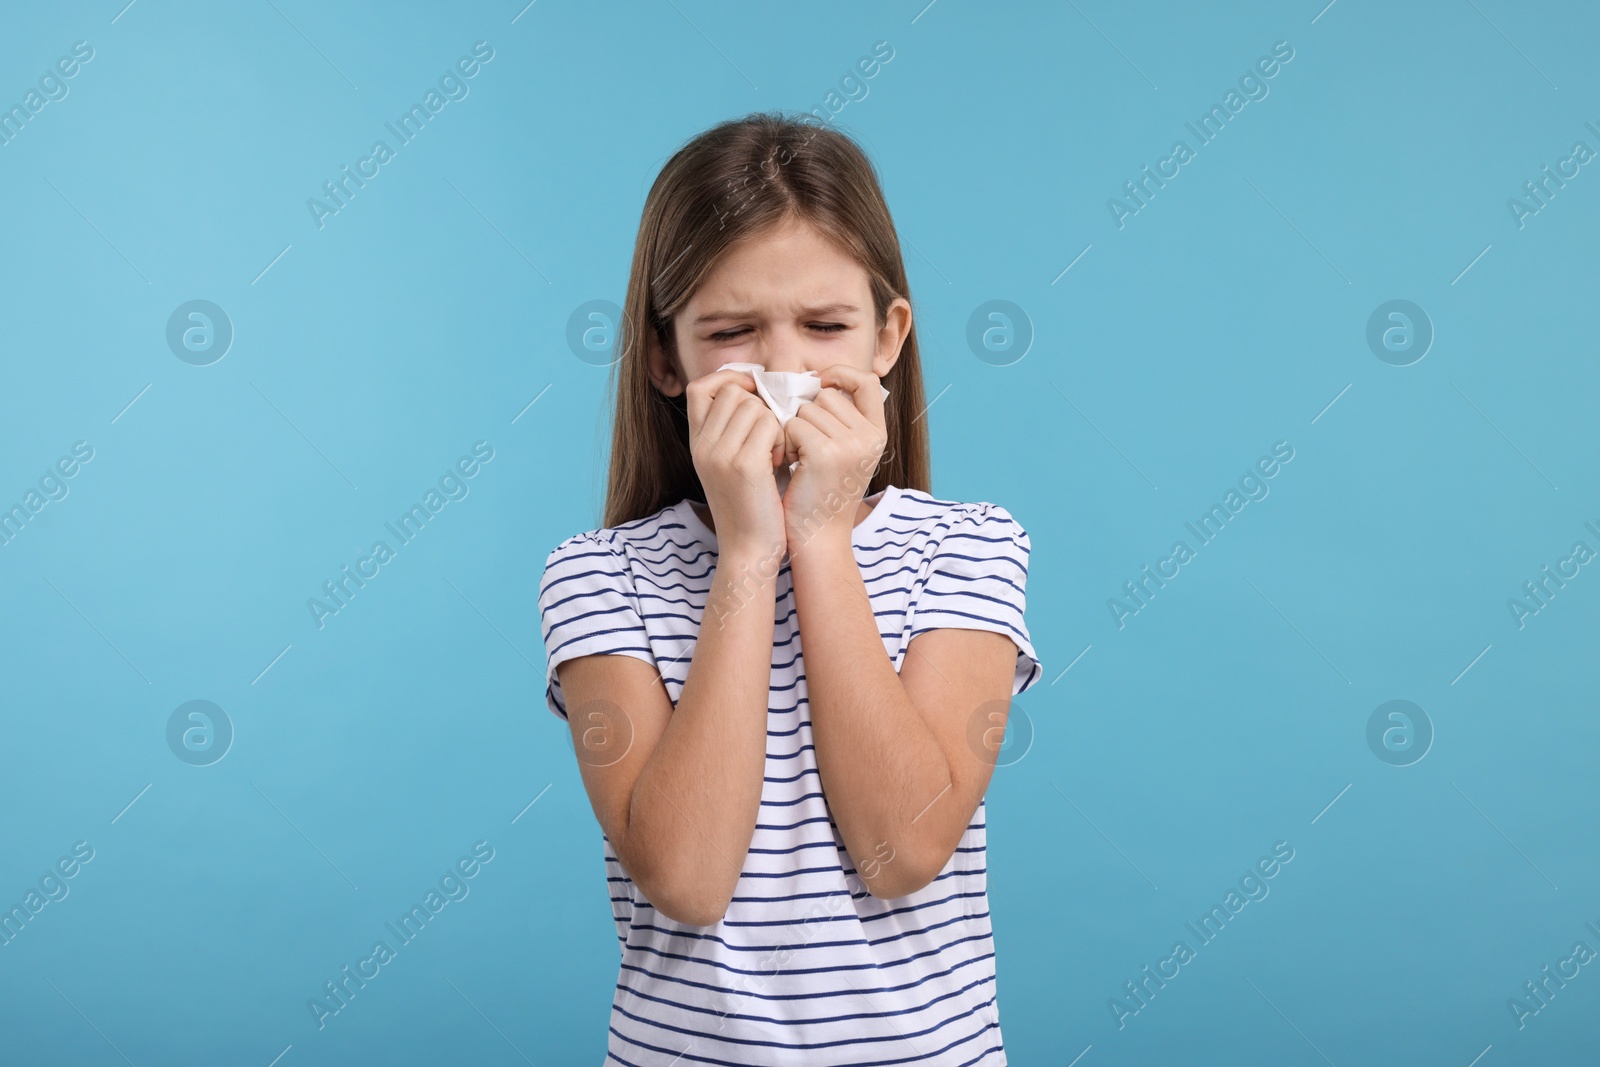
[760,330,809,375]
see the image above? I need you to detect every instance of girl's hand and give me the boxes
[685,368,787,556]
[780,364,888,550]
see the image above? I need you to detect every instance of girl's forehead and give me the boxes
[711,218,857,269]
[686,284,866,320]
[679,220,869,318]
[692,253,867,306]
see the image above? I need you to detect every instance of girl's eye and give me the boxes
[708,323,847,341]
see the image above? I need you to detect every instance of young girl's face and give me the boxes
[649,214,911,392]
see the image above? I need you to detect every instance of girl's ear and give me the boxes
[645,320,687,397]
[872,297,913,380]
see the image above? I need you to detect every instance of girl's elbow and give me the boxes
[630,857,735,926]
[867,872,931,900]
[862,850,939,900]
[660,897,729,927]
[648,881,732,926]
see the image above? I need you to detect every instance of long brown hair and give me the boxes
[601,111,931,530]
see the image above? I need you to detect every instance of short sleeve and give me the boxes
[906,503,1042,697]
[537,532,658,721]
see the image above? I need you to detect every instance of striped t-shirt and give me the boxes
[538,483,1042,1066]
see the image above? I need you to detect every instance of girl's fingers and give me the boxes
[689,370,758,450]
[815,364,884,423]
[698,372,752,445]
[721,393,773,470]
[783,408,840,463]
[791,396,851,442]
[786,382,886,471]
[699,378,781,483]
[781,415,808,464]
[809,385,869,431]
[740,409,785,480]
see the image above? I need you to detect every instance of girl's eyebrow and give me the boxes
[692,303,859,324]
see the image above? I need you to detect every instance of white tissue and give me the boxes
[716,361,891,496]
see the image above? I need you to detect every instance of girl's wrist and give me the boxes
[783,515,853,558]
[716,539,788,576]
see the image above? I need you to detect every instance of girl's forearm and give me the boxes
[788,536,954,898]
[624,542,780,924]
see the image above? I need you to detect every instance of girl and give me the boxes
[538,112,1042,1066]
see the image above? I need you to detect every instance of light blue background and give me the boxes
[2,1,1596,1063]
